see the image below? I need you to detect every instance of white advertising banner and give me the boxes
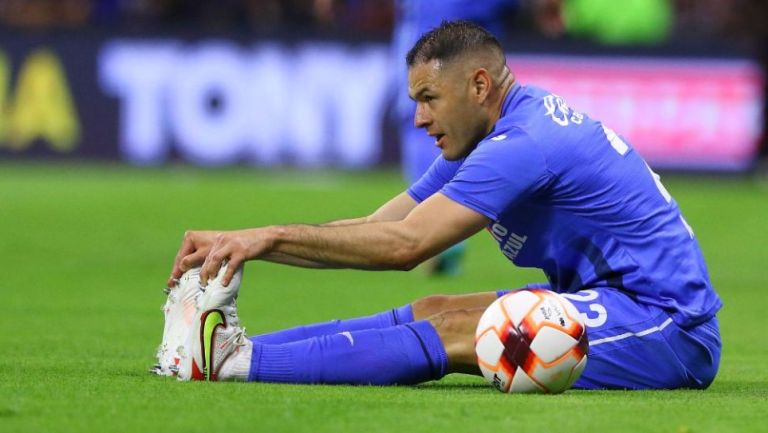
[99,41,391,167]
[98,41,763,170]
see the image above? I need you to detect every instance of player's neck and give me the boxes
[486,71,516,133]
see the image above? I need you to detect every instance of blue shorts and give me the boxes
[497,285,721,390]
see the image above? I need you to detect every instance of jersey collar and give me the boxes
[499,82,522,119]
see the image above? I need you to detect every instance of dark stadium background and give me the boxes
[0,0,765,170]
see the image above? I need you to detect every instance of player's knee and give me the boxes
[426,309,477,335]
[412,293,498,321]
[411,295,452,320]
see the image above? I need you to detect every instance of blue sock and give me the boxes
[248,320,448,385]
[250,304,414,345]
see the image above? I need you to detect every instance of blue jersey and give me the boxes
[408,84,722,327]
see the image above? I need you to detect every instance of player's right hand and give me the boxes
[168,230,219,287]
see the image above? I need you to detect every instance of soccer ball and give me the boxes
[475,289,589,393]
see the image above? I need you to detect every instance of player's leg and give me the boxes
[180,283,721,387]
[250,303,415,344]
[182,292,500,384]
[182,316,450,384]
[249,291,499,345]
[422,307,488,375]
[248,303,491,382]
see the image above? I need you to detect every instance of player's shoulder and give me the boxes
[465,122,547,175]
[500,84,607,149]
[476,86,545,153]
[468,86,554,161]
[476,122,538,156]
[509,85,587,129]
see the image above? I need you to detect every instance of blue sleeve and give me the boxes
[407,156,462,203]
[440,132,551,221]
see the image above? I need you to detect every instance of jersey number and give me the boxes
[561,289,608,328]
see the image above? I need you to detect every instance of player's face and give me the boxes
[408,60,490,160]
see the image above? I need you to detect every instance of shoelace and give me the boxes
[221,327,248,349]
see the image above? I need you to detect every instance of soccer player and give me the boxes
[166,21,722,389]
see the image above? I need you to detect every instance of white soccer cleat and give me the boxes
[176,262,246,380]
[177,308,252,381]
[151,267,204,376]
[194,262,243,328]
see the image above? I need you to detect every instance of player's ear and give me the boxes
[471,68,492,103]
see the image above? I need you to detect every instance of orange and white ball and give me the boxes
[474,289,589,393]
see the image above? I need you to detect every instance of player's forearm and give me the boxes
[259,251,340,269]
[260,217,369,267]
[263,222,424,271]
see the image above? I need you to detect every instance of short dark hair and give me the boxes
[406,20,504,67]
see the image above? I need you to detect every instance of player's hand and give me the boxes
[198,228,274,287]
[169,230,220,287]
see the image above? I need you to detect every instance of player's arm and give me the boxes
[205,192,487,284]
[260,193,465,272]
[168,192,419,285]
[177,193,489,286]
[321,192,419,226]
[260,192,419,267]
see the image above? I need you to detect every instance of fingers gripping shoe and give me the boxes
[177,309,252,381]
[151,268,204,376]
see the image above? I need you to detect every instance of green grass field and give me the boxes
[1,163,767,433]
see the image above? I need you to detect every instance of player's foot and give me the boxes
[151,267,204,376]
[177,309,252,381]
[174,262,245,378]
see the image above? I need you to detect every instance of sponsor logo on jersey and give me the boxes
[488,222,528,261]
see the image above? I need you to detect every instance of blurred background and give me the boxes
[0,0,765,171]
[2,5,767,431]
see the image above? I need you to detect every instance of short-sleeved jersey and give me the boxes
[408,84,722,327]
